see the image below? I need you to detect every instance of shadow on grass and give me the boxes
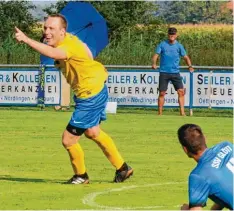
[0,175,64,184]
[0,175,112,184]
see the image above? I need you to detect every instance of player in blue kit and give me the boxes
[152,27,194,116]
[177,124,233,210]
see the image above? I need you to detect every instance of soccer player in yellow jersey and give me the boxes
[15,14,133,184]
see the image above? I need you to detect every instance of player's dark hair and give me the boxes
[168,27,177,35]
[177,124,207,154]
[45,14,67,30]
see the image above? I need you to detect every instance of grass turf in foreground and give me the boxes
[0,109,232,209]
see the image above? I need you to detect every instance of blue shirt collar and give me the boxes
[166,40,178,45]
[198,148,210,163]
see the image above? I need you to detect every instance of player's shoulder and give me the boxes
[176,41,184,48]
[63,33,85,50]
[189,171,206,183]
[57,33,74,46]
[189,164,212,187]
[63,33,80,44]
[158,40,167,46]
[212,141,233,151]
[190,157,210,177]
[66,33,76,39]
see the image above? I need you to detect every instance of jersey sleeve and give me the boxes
[188,173,210,208]
[179,44,187,57]
[155,42,162,54]
[57,44,73,60]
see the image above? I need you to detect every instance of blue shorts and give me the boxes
[69,85,108,129]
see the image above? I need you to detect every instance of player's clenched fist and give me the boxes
[15,27,29,43]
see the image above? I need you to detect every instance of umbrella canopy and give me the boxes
[40,1,108,65]
[60,1,109,58]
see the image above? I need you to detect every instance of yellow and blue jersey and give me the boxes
[55,33,107,98]
[188,141,233,209]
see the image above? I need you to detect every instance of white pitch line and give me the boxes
[82,181,187,210]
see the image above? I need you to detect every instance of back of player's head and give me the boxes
[177,124,207,154]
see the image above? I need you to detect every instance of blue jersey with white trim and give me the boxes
[189,141,233,209]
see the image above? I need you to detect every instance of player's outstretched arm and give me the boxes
[14,27,66,60]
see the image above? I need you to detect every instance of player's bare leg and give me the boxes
[177,89,185,116]
[158,91,166,115]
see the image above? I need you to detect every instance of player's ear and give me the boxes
[61,28,66,35]
[182,146,188,154]
[182,146,193,158]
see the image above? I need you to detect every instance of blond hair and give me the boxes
[45,14,67,30]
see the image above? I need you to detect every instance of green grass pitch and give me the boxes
[0,109,232,209]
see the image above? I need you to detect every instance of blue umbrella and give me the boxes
[60,1,109,58]
[40,1,109,65]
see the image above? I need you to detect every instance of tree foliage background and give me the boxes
[158,1,233,24]
[0,0,38,42]
[43,1,161,39]
[0,0,232,65]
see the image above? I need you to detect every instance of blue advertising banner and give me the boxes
[192,70,233,108]
[106,69,233,109]
[0,67,232,109]
[0,69,61,106]
[106,70,190,107]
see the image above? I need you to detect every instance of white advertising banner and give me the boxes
[0,69,61,105]
[106,70,190,107]
[193,71,233,108]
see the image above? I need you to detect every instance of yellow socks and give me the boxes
[92,130,124,169]
[66,143,86,175]
[65,130,125,174]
